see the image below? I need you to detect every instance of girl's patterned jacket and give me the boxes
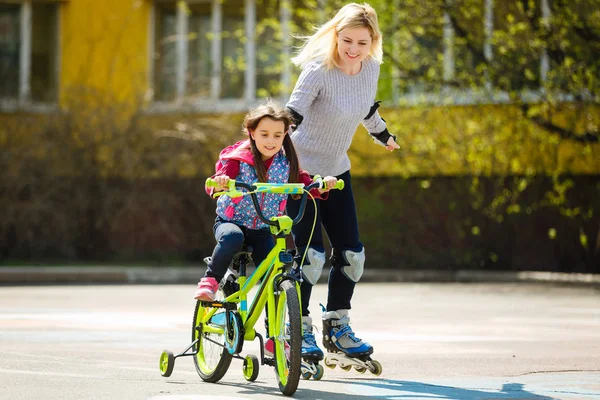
[207,140,326,230]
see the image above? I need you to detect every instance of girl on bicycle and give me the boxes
[285,3,399,361]
[194,100,337,305]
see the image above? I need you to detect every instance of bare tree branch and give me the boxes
[521,103,600,143]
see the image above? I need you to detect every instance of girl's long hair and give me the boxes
[291,2,383,70]
[243,100,300,183]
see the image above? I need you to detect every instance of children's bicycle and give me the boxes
[159,176,343,396]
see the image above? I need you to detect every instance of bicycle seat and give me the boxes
[237,244,253,256]
[232,244,253,267]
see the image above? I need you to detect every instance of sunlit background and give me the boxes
[1,0,598,273]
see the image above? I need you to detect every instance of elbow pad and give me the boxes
[364,100,381,120]
[286,107,304,130]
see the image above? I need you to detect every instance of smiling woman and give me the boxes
[337,27,373,75]
[282,2,398,375]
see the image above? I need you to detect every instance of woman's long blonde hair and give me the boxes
[291,2,383,70]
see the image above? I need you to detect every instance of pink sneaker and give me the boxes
[194,277,219,301]
[264,337,290,358]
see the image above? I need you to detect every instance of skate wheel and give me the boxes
[354,366,367,374]
[301,370,312,380]
[340,365,352,372]
[313,364,324,380]
[369,360,382,376]
[324,358,336,369]
[243,354,259,381]
[159,350,174,377]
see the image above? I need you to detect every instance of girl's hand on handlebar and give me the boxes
[213,175,231,192]
[319,176,338,193]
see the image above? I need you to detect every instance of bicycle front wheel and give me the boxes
[273,279,302,396]
[192,300,233,382]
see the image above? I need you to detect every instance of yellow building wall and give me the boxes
[1,1,598,180]
[350,104,600,177]
[59,0,151,109]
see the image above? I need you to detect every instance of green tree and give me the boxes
[369,0,599,271]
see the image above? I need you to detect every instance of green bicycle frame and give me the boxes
[197,213,298,345]
[200,177,342,347]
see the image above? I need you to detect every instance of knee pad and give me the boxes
[299,248,326,285]
[341,248,365,283]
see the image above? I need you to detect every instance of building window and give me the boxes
[220,0,245,99]
[31,3,58,102]
[451,0,487,89]
[0,1,59,107]
[151,0,291,111]
[153,0,246,102]
[153,2,177,102]
[388,2,445,98]
[0,4,20,100]
[388,0,559,105]
[492,0,542,92]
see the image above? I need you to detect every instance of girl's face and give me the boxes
[337,26,372,69]
[249,117,286,161]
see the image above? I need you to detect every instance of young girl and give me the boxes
[285,3,400,361]
[194,100,337,304]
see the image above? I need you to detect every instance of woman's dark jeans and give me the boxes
[286,170,363,315]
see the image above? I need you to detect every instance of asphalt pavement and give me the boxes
[1,283,599,400]
[1,265,599,286]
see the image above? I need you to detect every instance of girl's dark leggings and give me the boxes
[205,217,274,281]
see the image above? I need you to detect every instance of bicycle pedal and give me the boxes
[263,357,275,367]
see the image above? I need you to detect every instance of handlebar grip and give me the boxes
[205,177,235,191]
[318,177,345,190]
[333,179,345,190]
[311,176,345,191]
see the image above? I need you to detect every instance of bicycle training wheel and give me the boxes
[273,279,302,396]
[192,296,233,383]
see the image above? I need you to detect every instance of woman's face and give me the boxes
[337,26,372,68]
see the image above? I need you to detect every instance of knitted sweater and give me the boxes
[286,56,387,177]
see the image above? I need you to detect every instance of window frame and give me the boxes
[390,0,556,107]
[147,0,293,114]
[0,0,61,113]
[147,0,566,111]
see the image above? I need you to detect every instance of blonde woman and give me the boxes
[285,3,399,364]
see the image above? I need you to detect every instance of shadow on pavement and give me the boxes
[173,378,556,399]
[335,379,556,400]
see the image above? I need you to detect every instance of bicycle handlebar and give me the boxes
[206,176,344,227]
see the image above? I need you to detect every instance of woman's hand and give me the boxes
[385,137,400,151]
[369,129,400,151]
[213,175,230,192]
[319,176,338,193]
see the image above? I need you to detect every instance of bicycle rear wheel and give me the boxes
[192,299,233,382]
[273,279,302,396]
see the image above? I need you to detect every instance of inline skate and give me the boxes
[300,316,325,380]
[321,310,382,375]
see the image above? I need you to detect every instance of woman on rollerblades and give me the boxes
[285,2,399,376]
